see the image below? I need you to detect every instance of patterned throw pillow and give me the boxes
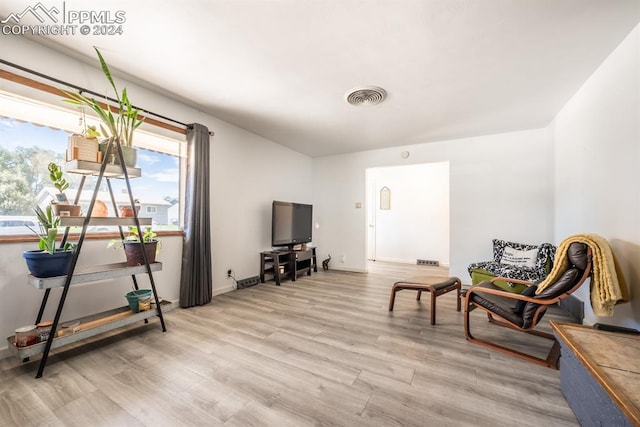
[500,246,539,268]
[492,239,539,262]
[491,239,557,275]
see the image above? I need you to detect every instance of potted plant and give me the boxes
[67,125,100,163]
[109,226,160,266]
[62,47,144,167]
[119,199,140,218]
[22,205,76,277]
[48,162,82,217]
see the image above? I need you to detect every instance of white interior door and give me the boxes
[366,177,376,261]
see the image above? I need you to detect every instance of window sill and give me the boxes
[0,230,184,244]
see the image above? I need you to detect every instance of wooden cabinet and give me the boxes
[551,321,640,426]
[260,247,317,285]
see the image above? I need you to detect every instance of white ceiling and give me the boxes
[2,0,639,157]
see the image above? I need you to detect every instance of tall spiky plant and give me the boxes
[62,47,144,147]
[26,205,74,254]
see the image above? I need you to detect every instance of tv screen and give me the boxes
[272,201,313,247]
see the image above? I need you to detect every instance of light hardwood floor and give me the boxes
[0,262,578,426]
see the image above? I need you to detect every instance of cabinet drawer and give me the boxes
[295,250,312,261]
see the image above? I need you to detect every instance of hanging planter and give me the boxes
[67,134,99,162]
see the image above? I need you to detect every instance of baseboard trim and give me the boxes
[373,257,418,264]
[371,257,450,267]
[0,347,10,360]
[213,284,235,296]
[327,266,368,273]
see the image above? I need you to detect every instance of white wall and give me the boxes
[312,128,555,280]
[551,24,640,327]
[367,162,450,265]
[0,37,312,357]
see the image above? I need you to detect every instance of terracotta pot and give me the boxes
[119,205,140,218]
[92,200,109,217]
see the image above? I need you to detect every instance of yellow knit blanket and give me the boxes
[535,234,629,316]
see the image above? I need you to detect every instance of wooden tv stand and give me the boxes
[260,247,317,285]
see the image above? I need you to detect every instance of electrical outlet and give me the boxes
[340,255,345,263]
[227,269,233,277]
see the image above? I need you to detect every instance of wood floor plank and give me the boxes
[0,262,579,426]
[52,390,143,427]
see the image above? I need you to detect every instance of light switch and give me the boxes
[355,202,362,209]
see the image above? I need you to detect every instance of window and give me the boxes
[0,91,185,236]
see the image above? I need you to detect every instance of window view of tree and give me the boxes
[0,145,61,214]
[0,115,181,235]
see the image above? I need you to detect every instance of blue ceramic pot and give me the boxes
[22,249,73,278]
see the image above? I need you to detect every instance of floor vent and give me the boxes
[237,276,260,289]
[417,259,439,266]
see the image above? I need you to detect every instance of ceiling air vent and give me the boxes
[345,86,387,106]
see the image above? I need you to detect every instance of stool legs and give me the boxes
[388,284,399,311]
[388,278,461,325]
[430,289,437,325]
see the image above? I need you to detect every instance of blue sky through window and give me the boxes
[0,117,180,228]
[0,117,179,201]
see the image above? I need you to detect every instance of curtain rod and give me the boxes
[0,57,209,134]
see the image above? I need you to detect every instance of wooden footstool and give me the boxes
[388,277,462,325]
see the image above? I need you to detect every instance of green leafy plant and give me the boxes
[62,47,144,147]
[125,226,158,243]
[48,162,69,196]
[27,205,75,254]
[108,226,161,249]
[83,125,101,139]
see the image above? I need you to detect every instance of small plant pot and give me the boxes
[67,134,99,162]
[99,142,137,167]
[92,200,109,217]
[23,249,73,278]
[125,289,152,313]
[52,204,82,217]
[119,205,140,218]
[123,241,158,266]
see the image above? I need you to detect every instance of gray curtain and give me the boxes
[180,123,212,307]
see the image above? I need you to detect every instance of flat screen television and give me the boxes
[271,201,313,248]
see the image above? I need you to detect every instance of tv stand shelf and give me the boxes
[260,248,317,285]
